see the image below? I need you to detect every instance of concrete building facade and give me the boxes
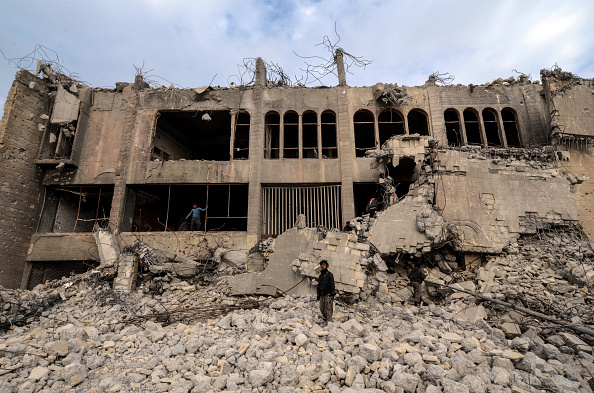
[0,58,592,289]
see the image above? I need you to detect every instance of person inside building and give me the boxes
[317,260,335,324]
[366,197,378,218]
[186,203,206,231]
[343,221,354,232]
[409,261,425,306]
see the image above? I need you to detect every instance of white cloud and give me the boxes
[1,0,593,117]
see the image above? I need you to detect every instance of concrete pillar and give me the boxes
[336,86,354,224]
[335,50,347,87]
[255,58,267,87]
[246,87,264,247]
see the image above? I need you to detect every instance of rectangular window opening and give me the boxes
[37,186,114,233]
[125,184,248,232]
[154,111,232,161]
[302,122,318,158]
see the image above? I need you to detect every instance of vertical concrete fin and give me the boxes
[335,49,347,86]
[255,57,267,87]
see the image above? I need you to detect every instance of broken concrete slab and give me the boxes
[50,85,80,124]
[92,227,119,267]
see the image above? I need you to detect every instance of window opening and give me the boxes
[501,108,521,147]
[483,108,502,146]
[39,122,76,160]
[233,112,250,159]
[463,109,482,145]
[378,109,405,145]
[262,185,341,235]
[321,111,338,159]
[283,112,299,158]
[126,184,248,232]
[354,110,375,157]
[302,111,318,158]
[154,110,231,161]
[444,109,462,146]
[264,112,280,159]
[407,109,429,136]
[37,186,114,233]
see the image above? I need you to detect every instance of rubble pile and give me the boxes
[1,228,594,392]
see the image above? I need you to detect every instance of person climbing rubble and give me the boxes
[343,220,354,232]
[366,197,378,218]
[317,260,335,325]
[409,260,425,306]
[186,203,206,231]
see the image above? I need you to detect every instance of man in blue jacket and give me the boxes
[186,203,206,231]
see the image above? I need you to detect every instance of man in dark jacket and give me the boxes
[409,261,424,306]
[317,260,335,323]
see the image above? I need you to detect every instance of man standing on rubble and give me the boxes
[317,260,335,324]
[409,261,425,306]
[186,203,206,231]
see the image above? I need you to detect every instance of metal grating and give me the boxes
[26,261,99,290]
[262,185,341,235]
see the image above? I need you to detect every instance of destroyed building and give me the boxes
[0,56,593,290]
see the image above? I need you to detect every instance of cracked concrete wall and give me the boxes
[560,149,594,240]
[0,71,48,288]
[436,150,579,253]
[544,75,594,138]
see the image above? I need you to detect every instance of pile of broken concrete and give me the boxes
[2,224,594,393]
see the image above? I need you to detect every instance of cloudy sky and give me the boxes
[1,0,593,117]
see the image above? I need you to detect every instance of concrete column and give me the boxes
[255,58,267,87]
[477,109,488,147]
[108,89,139,233]
[460,110,469,146]
[246,88,264,247]
[336,86,354,224]
[496,110,508,147]
[335,50,347,87]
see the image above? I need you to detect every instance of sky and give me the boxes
[1,0,593,118]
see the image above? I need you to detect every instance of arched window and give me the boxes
[463,109,482,145]
[353,110,375,157]
[233,112,250,159]
[321,111,337,158]
[483,108,501,146]
[501,108,521,147]
[264,112,280,159]
[378,109,405,146]
[302,111,318,158]
[283,111,299,158]
[444,109,461,147]
[407,109,429,136]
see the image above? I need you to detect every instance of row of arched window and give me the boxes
[264,110,338,159]
[444,108,520,147]
[260,107,521,160]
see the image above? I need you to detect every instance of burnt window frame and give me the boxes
[444,108,462,147]
[302,110,318,159]
[407,108,430,136]
[283,111,299,159]
[264,111,280,159]
[463,108,483,145]
[501,107,521,147]
[233,111,250,159]
[321,110,338,159]
[353,109,376,157]
[378,108,405,146]
[482,108,502,147]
